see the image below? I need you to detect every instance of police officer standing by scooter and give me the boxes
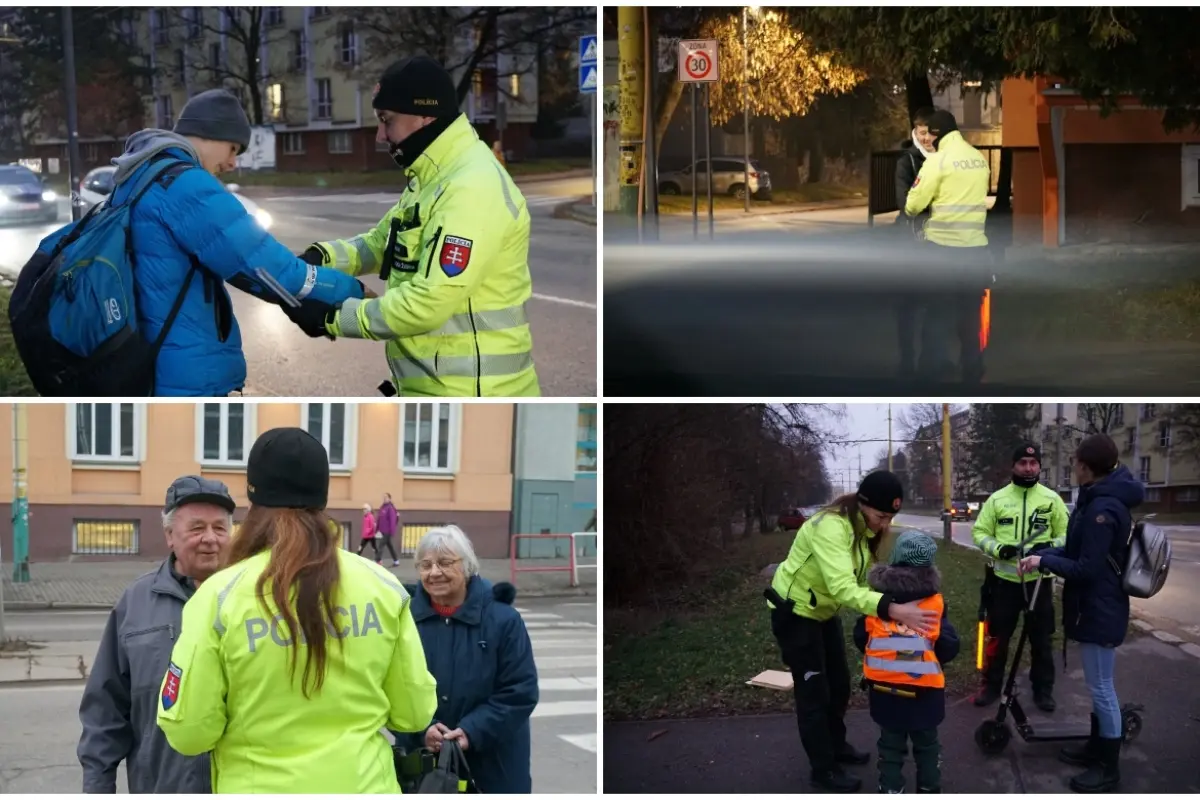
[282,56,540,397]
[971,444,1070,710]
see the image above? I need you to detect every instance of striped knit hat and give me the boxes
[889,530,937,567]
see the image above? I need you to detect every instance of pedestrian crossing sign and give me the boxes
[580,66,597,93]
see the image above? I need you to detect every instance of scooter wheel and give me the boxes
[974,719,1011,755]
[1122,710,1143,743]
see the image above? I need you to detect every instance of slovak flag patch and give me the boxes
[439,235,474,278]
[161,662,182,711]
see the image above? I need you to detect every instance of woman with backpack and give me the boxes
[1019,433,1144,793]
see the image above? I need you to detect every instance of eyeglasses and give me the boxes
[416,558,462,574]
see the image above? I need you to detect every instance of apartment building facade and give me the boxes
[511,403,597,548]
[0,402,521,562]
[26,6,542,173]
[1039,403,1200,511]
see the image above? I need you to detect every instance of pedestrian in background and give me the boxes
[398,525,539,793]
[377,492,401,566]
[156,428,437,793]
[78,476,236,792]
[358,502,380,560]
[853,531,959,794]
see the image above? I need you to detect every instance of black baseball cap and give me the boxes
[164,475,236,514]
[372,56,460,118]
[246,428,329,509]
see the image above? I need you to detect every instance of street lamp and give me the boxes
[62,7,83,221]
[741,6,760,213]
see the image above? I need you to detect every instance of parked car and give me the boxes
[778,507,809,531]
[77,166,274,231]
[657,156,772,201]
[0,164,59,227]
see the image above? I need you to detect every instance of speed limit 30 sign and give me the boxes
[677,39,720,83]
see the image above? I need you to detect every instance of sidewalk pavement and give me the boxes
[1,555,595,612]
[604,635,1200,794]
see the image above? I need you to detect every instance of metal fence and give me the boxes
[400,523,446,556]
[73,520,139,555]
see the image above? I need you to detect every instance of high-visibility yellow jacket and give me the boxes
[972,482,1069,583]
[311,113,540,397]
[904,130,990,248]
[156,548,437,794]
[769,510,884,621]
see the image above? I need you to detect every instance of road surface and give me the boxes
[0,176,595,397]
[604,206,1200,396]
[895,513,1200,645]
[0,597,596,794]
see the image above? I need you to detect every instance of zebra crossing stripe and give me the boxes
[560,733,597,753]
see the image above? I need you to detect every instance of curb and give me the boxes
[656,196,868,219]
[0,676,87,689]
[1128,615,1200,660]
[5,587,594,611]
[553,197,596,226]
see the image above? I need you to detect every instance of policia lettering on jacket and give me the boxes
[282,56,539,398]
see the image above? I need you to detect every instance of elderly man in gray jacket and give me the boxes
[77,476,236,793]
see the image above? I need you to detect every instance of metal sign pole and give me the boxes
[705,83,714,239]
[691,83,698,239]
[590,94,596,208]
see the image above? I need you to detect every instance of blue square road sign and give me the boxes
[579,34,598,94]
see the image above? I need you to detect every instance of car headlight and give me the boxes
[42,190,57,202]
[254,208,273,230]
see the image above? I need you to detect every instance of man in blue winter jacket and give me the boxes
[38,88,363,395]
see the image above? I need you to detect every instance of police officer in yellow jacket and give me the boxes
[904,109,991,383]
[156,427,438,793]
[282,56,540,397]
[971,443,1069,711]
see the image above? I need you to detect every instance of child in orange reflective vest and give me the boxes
[853,530,960,794]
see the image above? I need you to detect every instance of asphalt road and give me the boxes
[0,176,596,397]
[0,597,596,794]
[895,513,1200,645]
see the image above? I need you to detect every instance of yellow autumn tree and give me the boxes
[699,10,864,126]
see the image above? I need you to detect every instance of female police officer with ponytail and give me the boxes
[156,427,438,793]
[767,470,940,793]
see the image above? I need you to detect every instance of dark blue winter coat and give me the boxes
[1039,464,1144,647]
[36,130,362,395]
[397,576,538,793]
[853,564,960,732]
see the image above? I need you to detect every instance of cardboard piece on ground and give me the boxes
[746,669,794,691]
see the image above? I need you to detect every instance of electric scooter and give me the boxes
[974,568,1144,755]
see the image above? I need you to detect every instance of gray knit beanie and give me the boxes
[173,89,252,154]
[889,530,937,567]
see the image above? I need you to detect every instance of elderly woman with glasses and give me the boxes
[398,525,539,793]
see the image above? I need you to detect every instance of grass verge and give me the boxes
[220,157,589,188]
[604,529,1075,722]
[0,286,37,397]
[655,182,865,214]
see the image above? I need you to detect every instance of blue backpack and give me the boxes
[8,156,200,396]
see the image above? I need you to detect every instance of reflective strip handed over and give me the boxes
[297,264,317,301]
[388,350,534,381]
[431,304,528,337]
[864,656,943,675]
[869,636,931,652]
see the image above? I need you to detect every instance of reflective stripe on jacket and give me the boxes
[904,130,990,248]
[314,114,539,397]
[972,482,1069,584]
[863,593,945,689]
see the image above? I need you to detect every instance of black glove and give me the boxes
[1026,542,1051,555]
[282,298,337,339]
[299,245,327,266]
[996,544,1019,560]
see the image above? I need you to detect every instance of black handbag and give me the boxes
[417,739,478,794]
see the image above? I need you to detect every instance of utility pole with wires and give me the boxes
[942,403,953,543]
[887,404,893,472]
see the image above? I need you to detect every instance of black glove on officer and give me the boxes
[282,299,336,339]
[997,544,1019,560]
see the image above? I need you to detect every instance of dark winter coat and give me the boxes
[894,143,928,233]
[396,576,539,793]
[853,563,960,732]
[1039,464,1144,647]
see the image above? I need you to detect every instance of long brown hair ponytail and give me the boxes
[226,505,342,698]
[822,492,886,567]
